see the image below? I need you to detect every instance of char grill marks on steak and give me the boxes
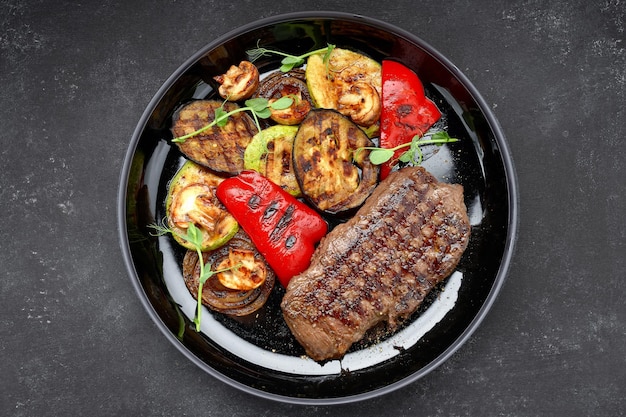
[280,166,471,361]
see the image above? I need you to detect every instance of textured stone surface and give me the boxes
[1,0,624,415]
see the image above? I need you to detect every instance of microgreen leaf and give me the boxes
[281,56,303,65]
[245,97,269,113]
[214,107,229,127]
[369,148,395,165]
[280,55,304,71]
[185,223,204,248]
[429,131,455,142]
[199,261,213,284]
[398,151,413,163]
[255,107,272,119]
[269,96,294,110]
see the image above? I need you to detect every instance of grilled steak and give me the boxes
[280,166,471,361]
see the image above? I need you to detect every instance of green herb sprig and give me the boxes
[171,96,293,144]
[149,221,240,332]
[246,43,335,72]
[356,131,459,166]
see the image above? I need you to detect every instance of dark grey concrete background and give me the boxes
[2,0,624,415]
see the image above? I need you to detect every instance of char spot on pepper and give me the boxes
[396,104,414,118]
[285,235,297,249]
[248,194,261,210]
[270,204,295,242]
[263,200,279,220]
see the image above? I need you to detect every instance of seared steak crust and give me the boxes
[280,166,471,361]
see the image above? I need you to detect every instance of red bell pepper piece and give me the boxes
[216,170,327,287]
[379,60,442,179]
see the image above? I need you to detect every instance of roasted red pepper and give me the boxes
[216,170,328,287]
[379,60,442,179]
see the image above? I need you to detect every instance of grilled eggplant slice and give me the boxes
[243,125,301,196]
[292,109,379,214]
[306,48,382,127]
[182,229,275,317]
[171,100,258,175]
[165,160,239,251]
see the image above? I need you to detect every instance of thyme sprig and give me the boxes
[171,96,293,144]
[356,131,459,166]
[246,43,336,72]
[149,221,240,332]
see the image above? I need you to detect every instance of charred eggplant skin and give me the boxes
[165,160,239,251]
[171,100,258,175]
[292,109,379,214]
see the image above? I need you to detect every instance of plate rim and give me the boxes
[117,10,520,405]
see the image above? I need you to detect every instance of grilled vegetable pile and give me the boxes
[154,44,458,329]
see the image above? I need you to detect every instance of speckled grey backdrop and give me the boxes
[1,0,625,416]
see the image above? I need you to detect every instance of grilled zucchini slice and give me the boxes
[165,160,239,251]
[292,109,379,214]
[171,100,258,175]
[305,48,382,128]
[243,125,302,196]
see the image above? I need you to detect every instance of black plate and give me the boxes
[118,11,518,404]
